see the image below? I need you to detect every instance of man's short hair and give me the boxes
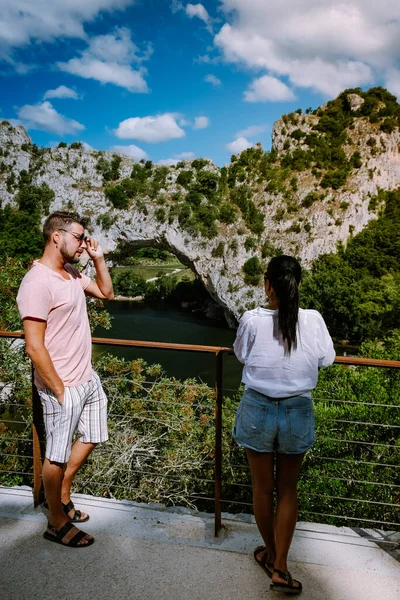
[43,211,85,243]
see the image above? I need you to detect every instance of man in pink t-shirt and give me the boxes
[17,211,114,548]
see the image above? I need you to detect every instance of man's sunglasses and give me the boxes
[58,228,87,243]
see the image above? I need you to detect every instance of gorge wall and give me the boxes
[1,88,400,324]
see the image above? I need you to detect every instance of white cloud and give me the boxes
[214,1,400,98]
[0,0,134,62]
[158,158,179,166]
[82,142,93,151]
[236,124,268,138]
[157,151,195,166]
[58,28,150,92]
[111,144,148,160]
[43,86,79,100]
[186,3,210,25]
[114,113,185,143]
[244,75,296,102]
[385,70,400,100]
[204,74,222,87]
[16,101,85,135]
[193,116,210,129]
[175,151,195,159]
[226,137,253,154]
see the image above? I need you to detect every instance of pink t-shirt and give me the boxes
[17,261,93,388]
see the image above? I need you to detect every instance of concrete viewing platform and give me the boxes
[0,486,399,600]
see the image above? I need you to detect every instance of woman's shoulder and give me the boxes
[240,307,276,322]
[299,308,327,325]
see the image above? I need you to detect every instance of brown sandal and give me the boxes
[43,521,94,548]
[254,546,274,578]
[270,568,302,594]
[62,500,90,523]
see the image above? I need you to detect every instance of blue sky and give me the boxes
[1,1,399,166]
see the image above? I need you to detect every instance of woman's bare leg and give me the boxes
[245,449,276,566]
[272,452,304,588]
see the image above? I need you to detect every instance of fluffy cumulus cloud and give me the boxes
[385,70,400,100]
[0,0,134,63]
[158,151,195,166]
[16,101,85,135]
[58,28,150,92]
[114,113,185,143]
[244,75,296,102]
[204,74,222,87]
[43,86,79,100]
[111,144,148,160]
[226,136,253,154]
[236,124,268,138]
[193,116,210,129]
[214,0,400,98]
[185,3,210,25]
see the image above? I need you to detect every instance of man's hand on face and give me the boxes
[85,237,104,261]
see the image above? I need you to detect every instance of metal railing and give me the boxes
[0,330,399,539]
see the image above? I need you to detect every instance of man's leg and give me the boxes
[42,457,93,546]
[246,448,276,570]
[61,372,108,518]
[39,387,94,545]
[61,440,96,519]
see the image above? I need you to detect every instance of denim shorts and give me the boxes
[232,388,315,454]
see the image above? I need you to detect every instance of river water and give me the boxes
[93,301,242,393]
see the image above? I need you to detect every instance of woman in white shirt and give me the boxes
[233,255,335,595]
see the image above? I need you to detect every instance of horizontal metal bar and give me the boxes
[80,467,214,484]
[320,437,399,449]
[301,474,400,489]
[300,510,400,528]
[317,419,400,428]
[0,437,31,443]
[313,397,400,408]
[2,330,400,368]
[0,453,33,460]
[93,337,232,355]
[224,474,400,490]
[317,456,400,468]
[0,419,29,425]
[305,493,399,508]
[0,469,33,476]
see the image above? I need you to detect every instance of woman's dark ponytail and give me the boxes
[265,255,301,355]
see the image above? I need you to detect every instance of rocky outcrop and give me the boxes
[1,92,400,324]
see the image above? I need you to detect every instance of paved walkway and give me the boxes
[0,487,399,600]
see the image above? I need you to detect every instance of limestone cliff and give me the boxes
[1,88,400,324]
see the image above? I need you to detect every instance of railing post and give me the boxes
[214,350,223,536]
[31,365,45,507]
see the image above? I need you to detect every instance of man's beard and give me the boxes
[60,242,81,264]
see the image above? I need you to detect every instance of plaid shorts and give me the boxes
[37,371,108,464]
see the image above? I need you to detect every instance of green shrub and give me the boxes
[155,207,166,223]
[243,256,264,286]
[244,236,257,251]
[219,203,237,224]
[211,242,224,258]
[301,192,320,208]
[321,169,348,190]
[176,170,194,188]
[105,185,129,209]
[191,158,208,170]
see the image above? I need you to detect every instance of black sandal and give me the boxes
[62,500,90,523]
[270,568,302,595]
[254,545,274,578]
[43,521,94,548]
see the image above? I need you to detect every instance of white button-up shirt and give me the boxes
[233,307,335,398]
